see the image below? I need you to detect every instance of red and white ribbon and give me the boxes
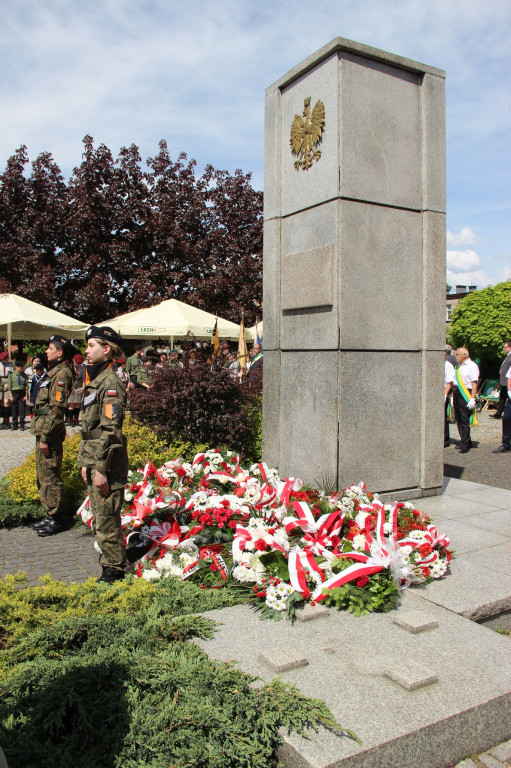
[288,546,325,596]
[276,477,303,506]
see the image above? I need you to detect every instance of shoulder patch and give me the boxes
[105,403,121,419]
[57,381,65,387]
[107,389,117,397]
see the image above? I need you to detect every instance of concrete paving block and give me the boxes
[451,508,511,538]
[420,559,511,620]
[455,761,479,768]
[258,645,309,673]
[442,477,488,495]
[478,754,508,768]
[437,519,508,555]
[384,661,438,691]
[454,487,511,510]
[393,612,438,633]
[490,739,511,762]
[458,541,511,578]
[411,494,502,521]
[295,604,330,622]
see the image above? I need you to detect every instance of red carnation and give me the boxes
[254,538,267,551]
[228,520,237,529]
[356,575,369,587]
[418,543,433,558]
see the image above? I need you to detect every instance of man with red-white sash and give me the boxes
[453,347,479,454]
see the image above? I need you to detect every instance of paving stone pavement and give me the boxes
[0,424,99,585]
[444,410,511,491]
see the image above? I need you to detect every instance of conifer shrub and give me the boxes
[129,361,262,463]
[0,573,356,768]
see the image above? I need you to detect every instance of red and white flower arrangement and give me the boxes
[77,450,452,618]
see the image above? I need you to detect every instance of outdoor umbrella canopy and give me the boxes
[101,298,243,343]
[0,294,88,356]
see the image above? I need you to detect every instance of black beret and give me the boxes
[48,335,79,360]
[86,326,123,346]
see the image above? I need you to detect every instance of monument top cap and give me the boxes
[267,36,445,93]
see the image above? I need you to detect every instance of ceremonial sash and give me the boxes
[455,366,478,425]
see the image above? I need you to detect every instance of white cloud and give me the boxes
[446,249,481,272]
[447,227,477,247]
[447,270,488,290]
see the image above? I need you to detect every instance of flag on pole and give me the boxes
[238,315,248,375]
[212,318,220,357]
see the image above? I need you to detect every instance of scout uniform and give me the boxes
[77,327,128,580]
[126,351,143,381]
[6,364,28,430]
[31,342,74,533]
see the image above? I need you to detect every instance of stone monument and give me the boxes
[263,38,446,499]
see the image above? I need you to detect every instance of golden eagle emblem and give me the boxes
[290,97,325,171]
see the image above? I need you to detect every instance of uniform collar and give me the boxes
[86,361,114,385]
[47,361,67,378]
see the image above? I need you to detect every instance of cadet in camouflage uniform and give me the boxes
[31,335,75,537]
[77,326,128,583]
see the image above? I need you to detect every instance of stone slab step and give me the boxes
[195,589,511,768]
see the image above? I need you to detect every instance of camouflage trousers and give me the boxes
[35,438,64,516]
[86,469,127,572]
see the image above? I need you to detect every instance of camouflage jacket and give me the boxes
[76,364,128,486]
[30,362,73,443]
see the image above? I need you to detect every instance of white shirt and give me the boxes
[455,358,479,390]
[444,360,455,385]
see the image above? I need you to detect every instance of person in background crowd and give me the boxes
[136,357,154,389]
[0,351,13,430]
[77,326,128,583]
[155,352,168,371]
[31,335,75,537]
[24,356,43,419]
[168,349,183,369]
[248,342,263,373]
[66,353,85,427]
[7,360,28,430]
[444,350,455,447]
[453,347,479,454]
[493,365,511,453]
[227,351,240,379]
[187,348,198,366]
[29,361,45,410]
[490,341,511,420]
[445,344,456,367]
[219,343,230,368]
[126,345,144,379]
[115,357,130,385]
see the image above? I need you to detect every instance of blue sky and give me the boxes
[1,0,509,288]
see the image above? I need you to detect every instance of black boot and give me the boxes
[97,566,125,584]
[31,515,53,530]
[36,516,64,537]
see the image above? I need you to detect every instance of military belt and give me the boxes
[34,407,50,415]
[81,429,102,440]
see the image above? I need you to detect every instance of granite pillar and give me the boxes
[263,37,446,497]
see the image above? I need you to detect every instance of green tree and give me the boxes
[449,281,511,360]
